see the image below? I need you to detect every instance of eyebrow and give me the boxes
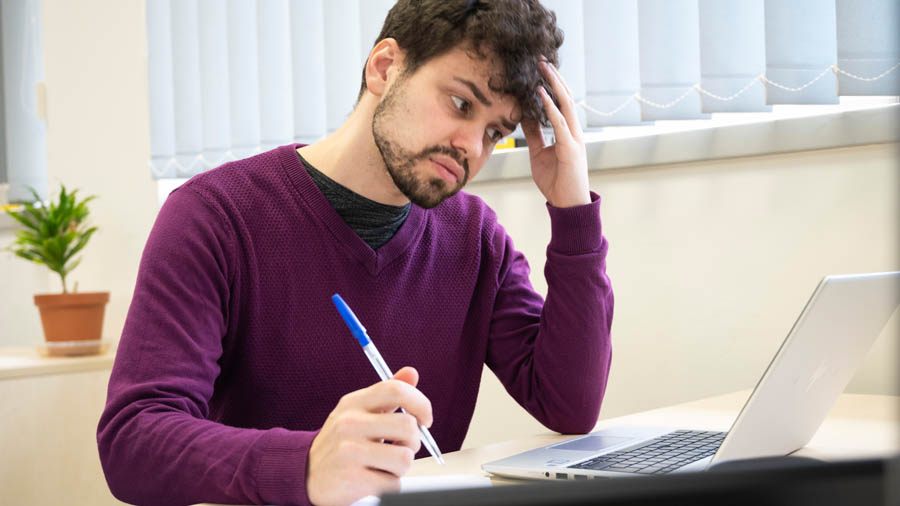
[453,77,518,132]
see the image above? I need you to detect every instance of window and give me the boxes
[0,0,47,204]
[143,0,898,191]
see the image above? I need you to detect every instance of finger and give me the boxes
[538,85,572,145]
[392,366,418,387]
[360,412,422,453]
[362,441,416,478]
[547,61,573,98]
[521,119,547,159]
[356,379,434,427]
[541,62,581,140]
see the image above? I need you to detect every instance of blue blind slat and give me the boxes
[583,0,643,127]
[226,0,262,157]
[835,0,900,96]
[146,0,177,179]
[323,0,361,133]
[764,0,838,105]
[291,0,327,143]
[170,0,203,172]
[698,0,769,113]
[198,0,231,156]
[637,0,709,121]
[257,0,294,151]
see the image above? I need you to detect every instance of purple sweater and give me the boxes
[98,144,613,506]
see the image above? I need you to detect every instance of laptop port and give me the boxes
[555,473,567,480]
[573,474,588,480]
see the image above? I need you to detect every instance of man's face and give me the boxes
[372,47,520,209]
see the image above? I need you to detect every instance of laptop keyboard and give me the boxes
[568,430,726,475]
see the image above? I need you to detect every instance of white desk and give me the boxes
[198,390,899,505]
[407,390,899,480]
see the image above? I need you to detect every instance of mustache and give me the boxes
[414,145,469,176]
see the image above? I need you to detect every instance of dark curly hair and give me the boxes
[359,0,563,124]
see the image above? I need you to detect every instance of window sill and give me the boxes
[0,183,16,231]
[479,103,899,182]
[0,211,15,231]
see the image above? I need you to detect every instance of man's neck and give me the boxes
[297,101,409,207]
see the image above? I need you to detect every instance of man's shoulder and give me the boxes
[172,145,295,210]
[185,146,287,189]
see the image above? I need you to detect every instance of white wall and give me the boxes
[463,142,899,448]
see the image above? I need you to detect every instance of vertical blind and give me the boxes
[147,0,393,178]
[1,0,47,202]
[145,0,900,179]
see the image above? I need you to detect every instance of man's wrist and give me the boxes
[547,192,591,208]
[546,192,603,255]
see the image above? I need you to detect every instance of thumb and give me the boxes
[392,366,419,388]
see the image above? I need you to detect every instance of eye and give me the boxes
[451,96,470,114]
[486,127,503,143]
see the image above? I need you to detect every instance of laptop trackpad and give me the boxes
[552,435,636,451]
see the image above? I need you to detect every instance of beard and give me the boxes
[372,77,469,209]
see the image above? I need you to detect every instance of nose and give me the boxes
[450,123,484,161]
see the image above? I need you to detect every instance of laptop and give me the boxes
[482,271,900,481]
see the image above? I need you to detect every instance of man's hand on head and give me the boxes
[306,366,431,506]
[521,61,591,208]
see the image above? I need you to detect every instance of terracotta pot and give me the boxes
[33,291,109,355]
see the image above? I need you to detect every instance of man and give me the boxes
[98,1,613,505]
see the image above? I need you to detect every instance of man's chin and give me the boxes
[406,192,448,209]
[404,181,459,209]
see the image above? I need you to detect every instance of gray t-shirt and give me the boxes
[299,153,410,250]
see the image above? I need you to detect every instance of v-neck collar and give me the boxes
[278,143,427,276]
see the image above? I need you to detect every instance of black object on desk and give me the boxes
[380,455,899,506]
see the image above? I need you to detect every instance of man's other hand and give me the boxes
[306,366,432,506]
[522,60,591,209]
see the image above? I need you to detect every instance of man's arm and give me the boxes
[484,60,613,433]
[98,186,432,506]
[485,195,613,434]
[97,186,316,505]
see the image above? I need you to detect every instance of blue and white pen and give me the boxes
[331,293,445,465]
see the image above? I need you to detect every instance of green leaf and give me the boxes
[62,257,82,278]
[5,208,41,232]
[5,184,98,280]
[63,227,97,264]
[13,250,43,264]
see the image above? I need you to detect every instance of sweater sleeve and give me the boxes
[97,186,315,506]
[484,191,613,434]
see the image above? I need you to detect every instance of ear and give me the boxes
[365,38,405,97]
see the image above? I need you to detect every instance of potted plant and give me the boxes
[5,184,108,356]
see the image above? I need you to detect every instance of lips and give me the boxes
[430,157,464,185]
